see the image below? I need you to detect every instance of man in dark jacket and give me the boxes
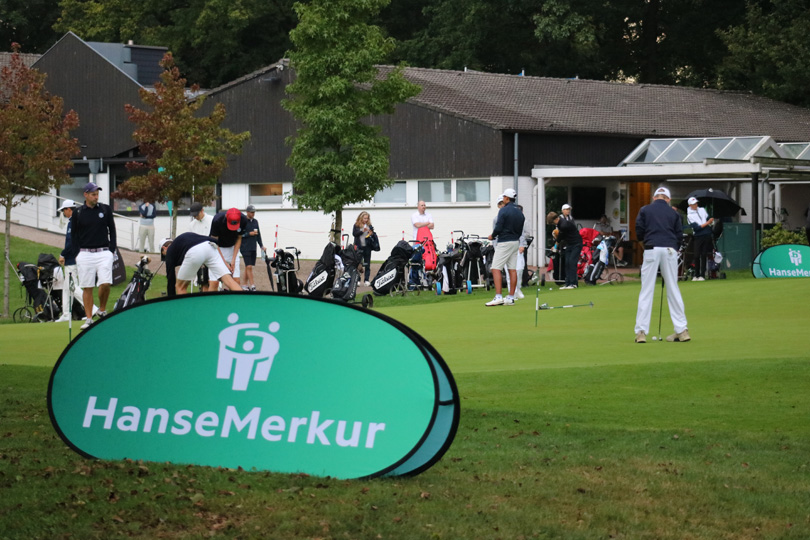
[69,182,117,329]
[634,187,689,343]
[210,208,248,290]
[548,209,582,290]
[486,189,525,306]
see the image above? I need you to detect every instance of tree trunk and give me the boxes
[3,211,11,318]
[333,209,343,245]
[170,200,177,238]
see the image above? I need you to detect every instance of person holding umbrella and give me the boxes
[686,196,714,281]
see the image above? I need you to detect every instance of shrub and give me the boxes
[761,223,808,248]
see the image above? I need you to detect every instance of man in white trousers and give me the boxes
[634,186,690,343]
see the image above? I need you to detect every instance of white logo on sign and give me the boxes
[789,248,802,266]
[217,313,280,391]
[308,271,327,292]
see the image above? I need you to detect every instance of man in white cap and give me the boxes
[686,196,714,281]
[55,199,89,322]
[561,203,573,221]
[634,186,689,343]
[485,188,524,306]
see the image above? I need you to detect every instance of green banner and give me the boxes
[49,294,459,479]
[752,244,810,278]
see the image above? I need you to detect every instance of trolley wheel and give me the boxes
[13,306,36,323]
[361,293,374,309]
[608,272,624,284]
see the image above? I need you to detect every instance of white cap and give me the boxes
[501,188,517,199]
[562,203,572,210]
[158,237,173,250]
[496,196,504,204]
[687,196,698,205]
[654,187,671,199]
[57,199,77,212]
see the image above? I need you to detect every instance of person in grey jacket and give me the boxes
[485,189,525,306]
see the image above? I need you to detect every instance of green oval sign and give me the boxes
[752,244,810,278]
[48,294,459,479]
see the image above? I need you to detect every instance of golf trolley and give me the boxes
[114,255,160,311]
[6,253,62,323]
[265,246,304,294]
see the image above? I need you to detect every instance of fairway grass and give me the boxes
[2,274,809,538]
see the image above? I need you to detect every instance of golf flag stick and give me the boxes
[539,301,594,310]
[66,264,72,343]
[535,288,539,327]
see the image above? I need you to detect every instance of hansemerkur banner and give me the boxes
[48,293,459,479]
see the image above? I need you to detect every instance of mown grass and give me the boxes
[2,235,809,539]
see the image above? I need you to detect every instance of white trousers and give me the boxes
[505,249,525,292]
[635,247,687,334]
[137,225,155,252]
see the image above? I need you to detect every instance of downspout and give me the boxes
[751,172,759,260]
[514,133,519,196]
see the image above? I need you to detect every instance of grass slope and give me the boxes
[2,235,809,538]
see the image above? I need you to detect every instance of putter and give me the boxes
[655,277,665,341]
[539,301,594,310]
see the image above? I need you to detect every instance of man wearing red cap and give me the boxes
[210,208,248,289]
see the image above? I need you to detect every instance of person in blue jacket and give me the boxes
[485,188,525,306]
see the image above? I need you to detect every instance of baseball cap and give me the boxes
[57,199,77,212]
[562,203,572,210]
[654,187,671,199]
[246,204,256,213]
[83,182,101,193]
[501,188,517,199]
[225,208,242,231]
[687,196,698,205]
[158,237,173,250]
[189,202,203,215]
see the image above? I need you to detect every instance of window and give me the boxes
[249,183,283,204]
[571,186,606,220]
[58,176,88,210]
[456,179,489,202]
[374,182,406,203]
[418,180,451,203]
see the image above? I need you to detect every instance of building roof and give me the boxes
[381,66,810,141]
[0,52,42,70]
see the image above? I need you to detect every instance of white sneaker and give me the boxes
[55,314,71,323]
[485,296,504,307]
[692,277,699,281]
[503,297,515,306]
[364,281,370,287]
[696,277,705,281]
[96,311,108,319]
[515,289,524,299]
[80,320,93,330]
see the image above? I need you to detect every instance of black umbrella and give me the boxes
[677,188,744,218]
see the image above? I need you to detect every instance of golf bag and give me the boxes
[17,254,60,321]
[332,246,363,302]
[305,243,339,297]
[114,256,155,311]
[372,240,413,295]
[481,244,504,288]
[268,247,303,295]
[461,237,488,286]
[584,235,613,285]
[436,246,464,293]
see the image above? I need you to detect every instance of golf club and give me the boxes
[654,276,665,341]
[539,301,594,310]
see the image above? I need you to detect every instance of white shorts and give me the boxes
[218,245,241,279]
[491,241,519,272]
[77,250,114,288]
[177,242,231,282]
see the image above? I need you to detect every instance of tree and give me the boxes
[55,0,297,88]
[114,53,250,237]
[282,0,420,240]
[718,0,810,107]
[1,0,62,52]
[0,44,79,318]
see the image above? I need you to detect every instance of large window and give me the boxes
[374,182,406,203]
[418,180,451,203]
[456,179,489,202]
[249,183,283,204]
[58,176,88,209]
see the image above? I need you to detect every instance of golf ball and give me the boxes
[549,287,553,290]
[652,336,658,341]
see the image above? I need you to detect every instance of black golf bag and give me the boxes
[372,240,413,295]
[17,254,60,321]
[114,256,155,311]
[305,243,339,297]
[583,235,613,285]
[436,246,464,294]
[267,247,303,295]
[462,237,488,286]
[332,246,363,302]
[481,244,504,288]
